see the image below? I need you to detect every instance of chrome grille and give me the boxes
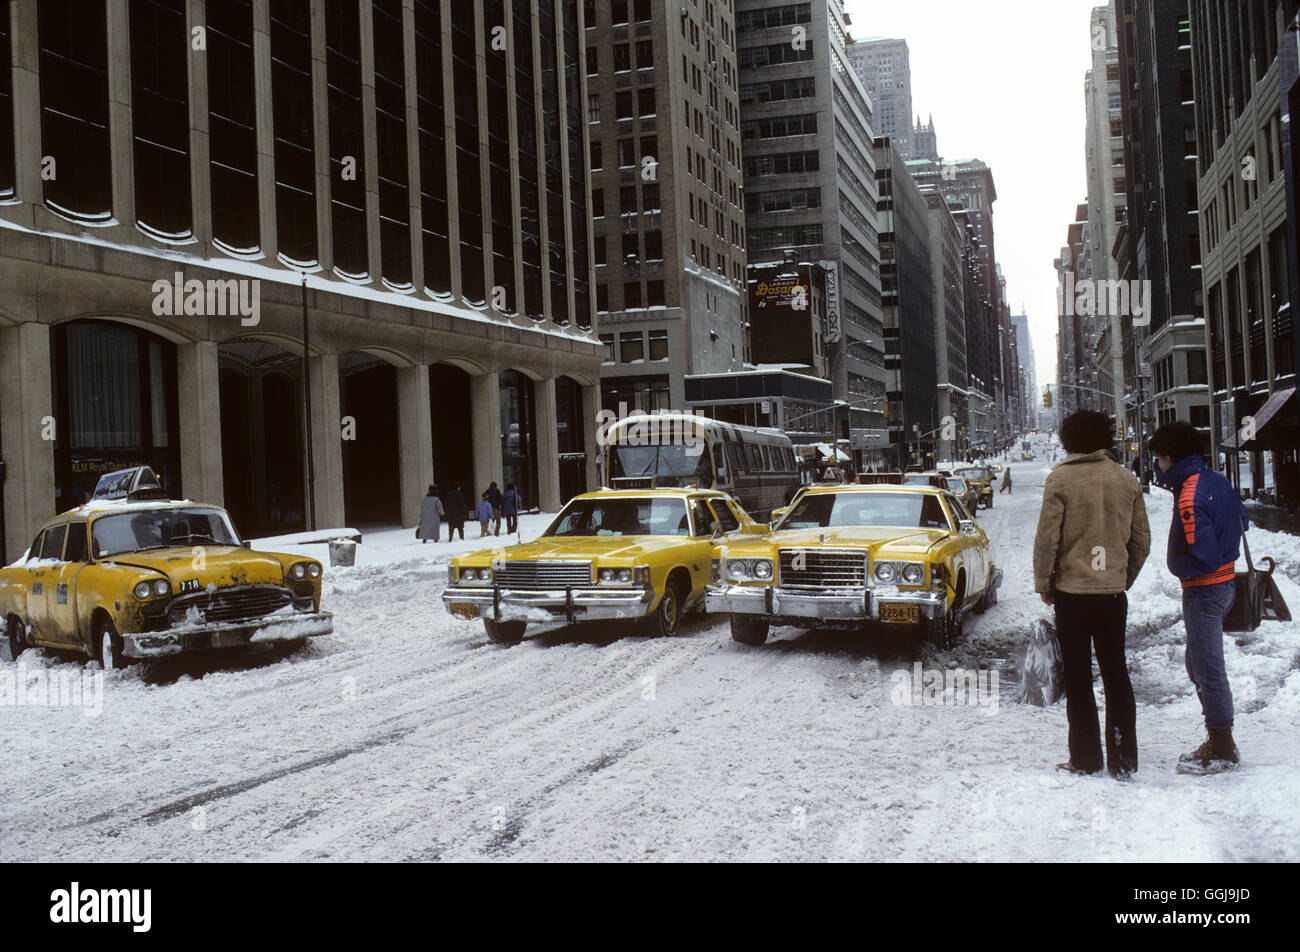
[494,560,593,589]
[168,585,293,626]
[778,548,868,588]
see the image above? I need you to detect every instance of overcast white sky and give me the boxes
[845,0,1104,388]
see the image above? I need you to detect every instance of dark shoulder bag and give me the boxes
[1223,532,1291,632]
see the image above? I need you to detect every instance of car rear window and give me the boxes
[38,524,67,561]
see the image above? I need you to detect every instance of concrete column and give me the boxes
[534,377,560,512]
[470,371,502,494]
[186,0,212,248]
[581,383,601,491]
[10,0,41,207]
[396,363,434,528]
[251,0,278,258]
[306,353,345,529]
[0,323,56,563]
[358,0,382,282]
[309,0,333,273]
[106,0,135,230]
[176,340,224,505]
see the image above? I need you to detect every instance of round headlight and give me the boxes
[152,579,171,597]
[616,568,632,582]
[307,563,322,578]
[728,560,750,580]
[290,563,307,579]
[462,567,477,581]
[902,564,924,584]
[599,568,615,582]
[753,560,773,579]
[133,581,152,600]
[874,562,896,583]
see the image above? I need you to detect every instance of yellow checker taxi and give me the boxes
[443,488,764,644]
[0,467,333,668]
[707,483,1001,647]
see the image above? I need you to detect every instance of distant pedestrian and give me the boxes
[999,467,1012,495]
[1151,421,1249,775]
[487,481,504,536]
[503,482,519,534]
[418,484,444,543]
[1033,410,1150,779]
[444,483,468,541]
[476,493,493,537]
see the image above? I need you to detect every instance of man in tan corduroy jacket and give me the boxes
[1033,410,1151,779]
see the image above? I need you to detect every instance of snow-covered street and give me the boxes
[2,459,1298,863]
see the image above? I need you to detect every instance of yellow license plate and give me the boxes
[449,604,481,620]
[880,604,919,624]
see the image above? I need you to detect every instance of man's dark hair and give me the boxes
[1058,409,1114,455]
[1149,420,1203,462]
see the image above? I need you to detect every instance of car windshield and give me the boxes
[91,507,241,558]
[543,497,691,537]
[608,443,713,482]
[903,474,932,485]
[946,479,967,492]
[779,491,951,531]
[954,468,987,480]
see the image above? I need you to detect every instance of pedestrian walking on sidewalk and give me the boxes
[476,493,493,537]
[418,485,444,543]
[444,483,467,542]
[999,467,1012,495]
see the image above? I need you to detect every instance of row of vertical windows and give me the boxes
[18,1,582,324]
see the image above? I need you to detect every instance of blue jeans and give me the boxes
[1182,581,1236,731]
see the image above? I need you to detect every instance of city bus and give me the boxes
[599,413,800,516]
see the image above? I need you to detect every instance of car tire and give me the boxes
[730,614,769,646]
[483,619,526,645]
[649,579,685,637]
[97,618,128,671]
[6,616,28,661]
[974,569,998,613]
[926,593,964,649]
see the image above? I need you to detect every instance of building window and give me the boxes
[587,92,600,123]
[636,39,653,68]
[586,46,597,74]
[594,234,606,264]
[39,0,112,222]
[208,0,260,254]
[591,188,605,217]
[374,0,412,288]
[618,139,636,167]
[616,90,633,119]
[624,282,643,310]
[416,0,449,292]
[269,0,317,266]
[131,0,193,239]
[600,333,615,362]
[647,282,665,308]
[589,139,602,169]
[620,331,644,361]
[596,283,609,311]
[613,43,631,71]
[637,87,656,116]
[644,230,663,260]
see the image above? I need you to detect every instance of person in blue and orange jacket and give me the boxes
[1151,421,1249,775]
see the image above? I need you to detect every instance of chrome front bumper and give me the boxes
[123,611,334,658]
[706,585,947,621]
[442,585,653,623]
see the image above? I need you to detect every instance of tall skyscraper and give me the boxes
[912,114,939,162]
[584,0,749,413]
[0,0,604,561]
[737,0,887,465]
[848,37,913,158]
[1011,310,1037,431]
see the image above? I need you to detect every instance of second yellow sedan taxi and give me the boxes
[442,488,764,643]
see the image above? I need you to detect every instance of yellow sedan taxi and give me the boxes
[442,488,764,643]
[707,484,1001,647]
[0,467,332,668]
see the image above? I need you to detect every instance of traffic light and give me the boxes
[1043,387,1053,408]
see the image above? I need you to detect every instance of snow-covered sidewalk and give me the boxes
[1,462,1296,861]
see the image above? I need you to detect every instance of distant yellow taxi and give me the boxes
[952,465,995,509]
[442,488,764,643]
[707,484,1001,647]
[0,467,332,667]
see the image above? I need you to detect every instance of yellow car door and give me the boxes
[48,520,91,650]
[946,494,987,598]
[26,523,67,647]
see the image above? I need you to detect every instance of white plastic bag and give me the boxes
[1018,617,1064,706]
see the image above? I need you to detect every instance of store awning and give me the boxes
[1222,386,1297,450]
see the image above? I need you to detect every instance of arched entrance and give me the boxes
[217,338,306,537]
[50,320,181,511]
[500,370,538,509]
[429,362,474,501]
[339,351,401,527]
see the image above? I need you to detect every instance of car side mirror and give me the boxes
[958,519,976,535]
[710,520,723,540]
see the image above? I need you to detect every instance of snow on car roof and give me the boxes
[58,498,216,518]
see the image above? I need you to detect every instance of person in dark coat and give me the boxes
[418,484,444,543]
[443,482,468,541]
[502,482,519,534]
[999,467,1012,495]
[487,481,504,536]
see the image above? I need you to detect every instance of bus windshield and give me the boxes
[779,491,951,531]
[608,442,713,484]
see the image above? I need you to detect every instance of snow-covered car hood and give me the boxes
[454,535,703,566]
[719,526,950,558]
[101,546,292,586]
